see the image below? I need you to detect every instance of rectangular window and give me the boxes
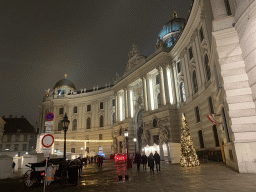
[14,144,19,151]
[208,97,214,114]
[195,106,201,122]
[71,148,75,153]
[87,105,91,112]
[6,144,11,151]
[23,144,27,151]
[99,134,102,140]
[59,108,64,115]
[73,106,77,113]
[24,135,28,141]
[156,74,160,85]
[199,27,204,42]
[189,47,193,60]
[100,102,104,109]
[112,99,115,107]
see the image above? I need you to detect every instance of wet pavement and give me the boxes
[1,160,256,191]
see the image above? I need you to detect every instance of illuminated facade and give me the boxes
[38,0,256,173]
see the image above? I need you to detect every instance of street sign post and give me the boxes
[42,134,54,148]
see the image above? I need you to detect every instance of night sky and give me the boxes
[0,0,192,127]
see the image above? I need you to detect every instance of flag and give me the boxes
[206,114,220,125]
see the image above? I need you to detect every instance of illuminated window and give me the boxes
[99,115,104,127]
[192,70,198,93]
[205,55,211,81]
[72,119,77,130]
[86,117,91,129]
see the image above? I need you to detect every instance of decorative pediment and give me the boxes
[125,44,146,73]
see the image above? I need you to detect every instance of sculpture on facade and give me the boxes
[142,130,150,146]
[159,125,169,145]
[155,37,166,50]
[45,88,50,97]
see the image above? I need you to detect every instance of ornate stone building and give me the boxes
[37,0,256,173]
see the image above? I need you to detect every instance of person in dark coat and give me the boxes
[141,153,148,171]
[154,151,161,172]
[148,153,154,174]
[134,152,141,171]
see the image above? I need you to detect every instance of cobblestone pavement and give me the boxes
[1,160,256,192]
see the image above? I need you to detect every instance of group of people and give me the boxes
[134,151,161,174]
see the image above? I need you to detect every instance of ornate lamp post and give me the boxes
[61,113,70,182]
[133,138,137,154]
[124,130,131,168]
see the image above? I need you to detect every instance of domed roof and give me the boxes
[54,79,76,90]
[158,17,186,39]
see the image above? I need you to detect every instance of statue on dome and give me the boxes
[155,37,166,50]
[45,88,50,97]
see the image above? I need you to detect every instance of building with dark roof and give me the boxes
[0,116,37,157]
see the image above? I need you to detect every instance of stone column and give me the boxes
[180,50,190,98]
[124,88,128,119]
[157,66,166,106]
[210,0,228,20]
[141,76,148,111]
[162,64,171,104]
[115,93,118,123]
[127,87,131,118]
[146,74,152,110]
[170,63,177,104]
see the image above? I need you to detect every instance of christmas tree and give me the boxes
[180,114,200,167]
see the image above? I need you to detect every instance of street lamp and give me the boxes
[61,113,70,182]
[124,130,131,168]
[133,138,137,154]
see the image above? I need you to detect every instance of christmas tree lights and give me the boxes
[180,114,200,167]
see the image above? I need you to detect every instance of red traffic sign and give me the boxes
[41,134,54,148]
[45,112,54,121]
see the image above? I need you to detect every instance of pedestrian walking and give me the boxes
[141,153,147,171]
[99,155,103,168]
[154,151,161,172]
[134,151,141,171]
[12,161,16,172]
[148,153,155,174]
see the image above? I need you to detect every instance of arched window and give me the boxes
[58,120,62,131]
[198,130,204,148]
[213,125,220,147]
[204,55,211,81]
[99,115,104,127]
[86,117,91,129]
[157,93,161,108]
[180,82,186,103]
[192,70,198,93]
[72,119,77,131]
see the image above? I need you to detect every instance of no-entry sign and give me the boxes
[45,112,54,121]
[41,134,54,148]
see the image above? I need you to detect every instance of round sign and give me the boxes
[41,134,54,148]
[45,112,54,121]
